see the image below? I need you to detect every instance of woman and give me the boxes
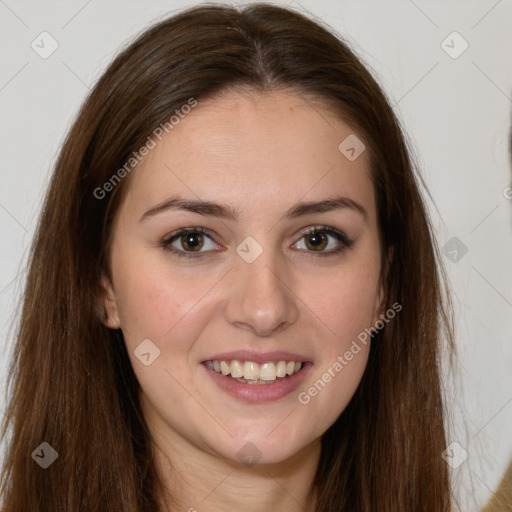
[0,3,455,510]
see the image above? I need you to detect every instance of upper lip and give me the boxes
[201,350,312,365]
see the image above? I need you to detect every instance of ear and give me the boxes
[99,274,121,329]
[372,245,394,325]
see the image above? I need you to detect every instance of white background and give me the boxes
[0,1,511,510]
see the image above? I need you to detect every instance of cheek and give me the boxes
[295,267,377,434]
[111,251,205,345]
[304,262,381,343]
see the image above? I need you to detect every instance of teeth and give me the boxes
[231,360,243,378]
[205,359,304,381]
[243,361,259,380]
[259,362,276,381]
[276,360,287,378]
[220,361,230,376]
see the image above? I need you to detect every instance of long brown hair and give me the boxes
[0,3,455,510]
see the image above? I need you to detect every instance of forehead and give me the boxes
[120,89,375,224]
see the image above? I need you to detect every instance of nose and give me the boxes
[224,250,299,337]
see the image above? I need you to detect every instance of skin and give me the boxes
[101,89,387,511]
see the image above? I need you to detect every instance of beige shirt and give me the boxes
[481,459,512,511]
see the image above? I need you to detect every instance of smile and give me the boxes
[205,359,303,384]
[201,359,312,403]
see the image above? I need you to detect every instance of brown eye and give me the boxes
[180,232,204,252]
[293,226,354,256]
[162,227,220,259]
[304,231,328,251]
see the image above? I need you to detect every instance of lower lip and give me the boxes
[201,362,312,403]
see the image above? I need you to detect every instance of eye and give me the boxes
[292,225,354,256]
[162,225,354,260]
[162,227,221,259]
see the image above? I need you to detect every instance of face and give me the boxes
[102,89,385,467]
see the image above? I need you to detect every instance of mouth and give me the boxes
[201,357,312,403]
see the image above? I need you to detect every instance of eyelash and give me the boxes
[161,225,354,260]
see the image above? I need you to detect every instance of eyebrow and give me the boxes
[139,194,368,223]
